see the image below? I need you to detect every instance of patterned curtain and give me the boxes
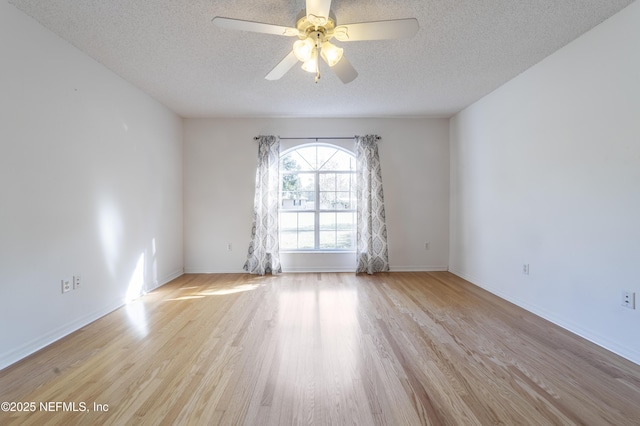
[243,135,282,275]
[355,135,389,274]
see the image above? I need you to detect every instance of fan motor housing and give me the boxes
[295,10,336,41]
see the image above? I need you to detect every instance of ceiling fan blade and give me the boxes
[334,18,419,41]
[212,17,298,37]
[306,0,332,24]
[331,55,358,84]
[265,51,299,80]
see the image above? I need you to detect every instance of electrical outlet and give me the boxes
[227,243,232,251]
[73,275,81,289]
[61,279,72,293]
[522,264,529,275]
[622,290,636,309]
[424,242,430,250]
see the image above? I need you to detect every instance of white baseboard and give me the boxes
[0,269,184,371]
[0,300,122,371]
[390,265,449,272]
[184,267,246,274]
[147,268,184,291]
[448,267,640,366]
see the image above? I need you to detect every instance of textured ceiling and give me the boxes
[8,0,634,118]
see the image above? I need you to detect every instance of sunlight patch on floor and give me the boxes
[165,283,262,301]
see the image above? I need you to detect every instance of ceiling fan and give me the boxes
[212,0,419,84]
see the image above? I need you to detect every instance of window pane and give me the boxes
[319,173,336,191]
[298,173,314,191]
[336,173,352,191]
[319,212,336,230]
[280,231,298,250]
[319,231,336,249]
[298,212,314,231]
[281,153,302,172]
[319,192,336,210]
[336,212,354,230]
[281,171,300,209]
[281,198,295,209]
[298,231,315,249]
[296,147,317,170]
[317,147,337,170]
[351,174,357,206]
[280,212,298,231]
[335,192,352,209]
[337,230,354,249]
[298,191,313,209]
[281,173,315,209]
[329,150,356,171]
[282,172,300,191]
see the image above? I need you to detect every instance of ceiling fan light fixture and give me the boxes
[301,50,318,73]
[320,41,343,67]
[293,38,314,62]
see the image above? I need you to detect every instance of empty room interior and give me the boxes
[1,0,639,424]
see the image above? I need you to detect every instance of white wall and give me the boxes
[450,2,640,364]
[0,2,184,370]
[184,117,449,273]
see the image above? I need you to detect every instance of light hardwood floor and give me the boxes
[1,272,639,425]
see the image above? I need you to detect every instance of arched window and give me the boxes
[279,144,356,251]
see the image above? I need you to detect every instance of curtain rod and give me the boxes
[253,136,381,141]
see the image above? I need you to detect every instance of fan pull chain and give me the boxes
[314,33,321,83]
